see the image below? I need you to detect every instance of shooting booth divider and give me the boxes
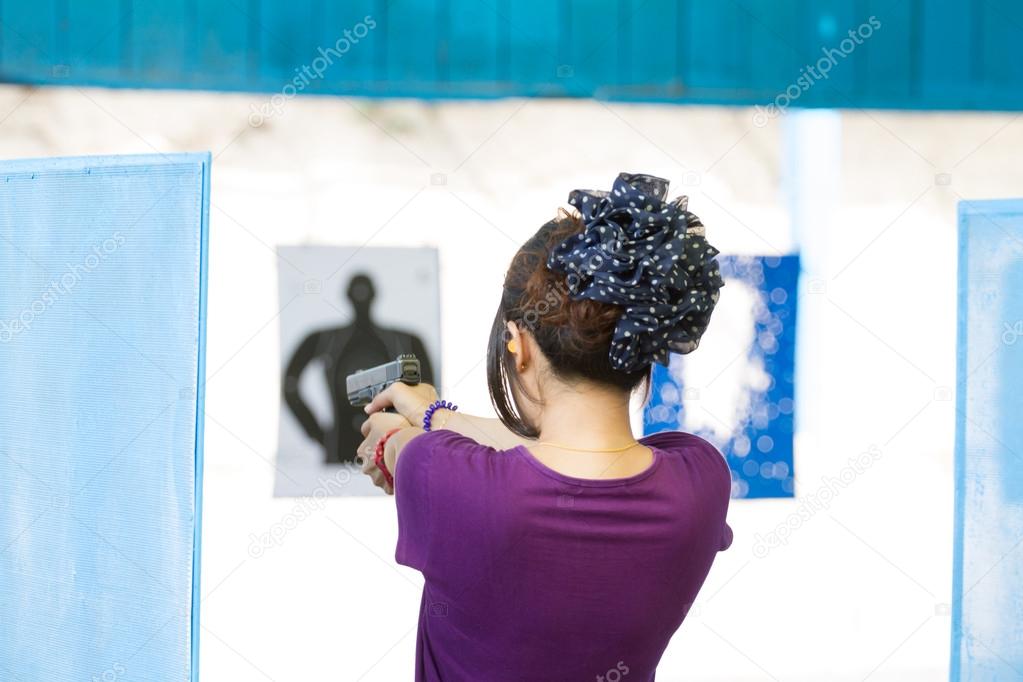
[0,153,210,681]
[952,199,1023,680]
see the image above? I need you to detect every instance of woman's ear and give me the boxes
[504,321,531,372]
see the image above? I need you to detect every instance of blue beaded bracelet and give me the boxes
[422,399,457,432]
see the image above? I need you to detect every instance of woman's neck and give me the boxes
[534,382,637,448]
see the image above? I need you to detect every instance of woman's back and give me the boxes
[395,428,733,681]
[359,172,732,679]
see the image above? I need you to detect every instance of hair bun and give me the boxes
[546,172,724,372]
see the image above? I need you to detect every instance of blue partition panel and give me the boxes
[952,199,1023,681]
[0,153,210,681]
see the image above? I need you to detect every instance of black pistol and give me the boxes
[346,354,421,407]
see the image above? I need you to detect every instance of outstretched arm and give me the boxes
[282,332,327,446]
[359,382,531,491]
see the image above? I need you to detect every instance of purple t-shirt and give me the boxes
[394,428,733,682]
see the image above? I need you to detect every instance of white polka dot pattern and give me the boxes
[546,172,724,372]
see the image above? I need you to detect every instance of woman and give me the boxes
[359,173,733,681]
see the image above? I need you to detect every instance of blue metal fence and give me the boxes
[0,0,1021,109]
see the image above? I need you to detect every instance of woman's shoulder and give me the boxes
[641,429,718,454]
[395,429,516,506]
[641,430,731,481]
[398,429,511,476]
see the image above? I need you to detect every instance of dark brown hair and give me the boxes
[487,210,650,438]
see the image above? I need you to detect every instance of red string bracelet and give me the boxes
[373,427,402,488]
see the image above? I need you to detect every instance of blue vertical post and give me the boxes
[783,109,840,451]
[952,198,1023,680]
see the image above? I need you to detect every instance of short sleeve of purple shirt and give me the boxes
[394,428,732,682]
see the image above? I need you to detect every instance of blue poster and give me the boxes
[645,255,799,499]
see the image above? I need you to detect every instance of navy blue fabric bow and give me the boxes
[546,172,724,372]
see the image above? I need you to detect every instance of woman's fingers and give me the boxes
[364,382,439,421]
[356,421,395,493]
[361,411,389,438]
[357,416,387,461]
[356,437,395,494]
[357,413,410,494]
[360,411,412,443]
[356,432,376,468]
[363,383,397,415]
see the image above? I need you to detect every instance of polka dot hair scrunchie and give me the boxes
[546,172,724,372]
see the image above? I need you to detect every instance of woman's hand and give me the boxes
[357,411,410,495]
[363,382,439,428]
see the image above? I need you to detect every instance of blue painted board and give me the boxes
[2,0,1023,109]
[951,199,1023,681]
[385,0,441,90]
[258,0,312,84]
[567,0,620,97]
[861,0,914,101]
[446,0,501,89]
[747,1,803,105]
[616,0,679,96]
[65,0,124,81]
[0,1,55,80]
[130,0,193,81]
[979,0,1023,89]
[686,2,750,93]
[315,1,378,91]
[800,0,860,103]
[506,0,561,95]
[0,153,209,682]
[194,0,252,88]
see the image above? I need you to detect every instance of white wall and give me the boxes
[3,83,1021,681]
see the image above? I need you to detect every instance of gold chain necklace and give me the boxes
[533,440,640,453]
